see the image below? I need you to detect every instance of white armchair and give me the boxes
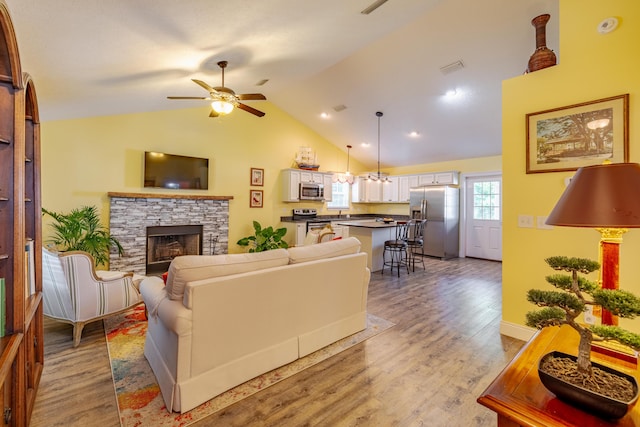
[42,247,143,347]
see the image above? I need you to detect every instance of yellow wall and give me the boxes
[41,102,368,252]
[502,1,640,334]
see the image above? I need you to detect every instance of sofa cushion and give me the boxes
[288,236,361,264]
[165,249,290,300]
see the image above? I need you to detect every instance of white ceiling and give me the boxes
[6,0,558,169]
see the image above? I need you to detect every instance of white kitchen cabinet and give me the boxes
[418,171,459,186]
[398,176,411,202]
[351,177,367,203]
[322,173,333,201]
[382,176,399,202]
[282,169,301,202]
[366,179,382,202]
[300,171,324,183]
[282,169,335,202]
[295,223,307,246]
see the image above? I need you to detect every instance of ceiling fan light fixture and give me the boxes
[211,100,234,114]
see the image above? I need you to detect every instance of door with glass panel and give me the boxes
[465,176,502,261]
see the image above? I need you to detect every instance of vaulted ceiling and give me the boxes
[7,0,559,169]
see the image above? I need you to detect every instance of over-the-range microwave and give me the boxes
[299,182,324,201]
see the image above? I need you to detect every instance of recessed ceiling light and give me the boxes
[320,112,330,119]
[409,131,420,138]
[445,89,458,97]
[361,142,371,147]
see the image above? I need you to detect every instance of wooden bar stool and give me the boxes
[382,221,410,276]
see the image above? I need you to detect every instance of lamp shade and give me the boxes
[546,163,640,228]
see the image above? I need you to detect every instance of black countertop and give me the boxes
[280,214,409,223]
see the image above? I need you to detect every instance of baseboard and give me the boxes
[500,320,536,342]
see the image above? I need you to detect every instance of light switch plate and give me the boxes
[537,216,553,230]
[517,215,534,228]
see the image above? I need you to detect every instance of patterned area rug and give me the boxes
[104,305,394,427]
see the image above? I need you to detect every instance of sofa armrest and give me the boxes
[141,276,192,336]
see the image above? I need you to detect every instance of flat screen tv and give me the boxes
[144,151,209,190]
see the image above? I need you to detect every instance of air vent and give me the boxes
[255,79,269,86]
[333,104,347,112]
[439,60,465,75]
[361,0,389,15]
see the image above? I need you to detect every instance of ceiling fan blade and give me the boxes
[167,96,209,100]
[209,109,220,118]
[192,79,217,93]
[237,103,266,117]
[237,93,266,101]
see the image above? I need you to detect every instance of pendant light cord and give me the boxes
[376,111,383,180]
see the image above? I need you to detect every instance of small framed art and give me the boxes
[250,168,264,186]
[250,190,263,208]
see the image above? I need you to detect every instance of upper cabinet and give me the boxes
[417,171,459,186]
[353,171,459,204]
[281,169,334,202]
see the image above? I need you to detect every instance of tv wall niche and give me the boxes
[144,151,209,190]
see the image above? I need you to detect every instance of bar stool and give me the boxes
[405,219,427,271]
[382,221,410,276]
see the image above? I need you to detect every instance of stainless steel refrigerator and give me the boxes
[409,185,460,259]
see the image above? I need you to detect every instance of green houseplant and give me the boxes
[237,221,289,252]
[526,255,640,418]
[42,205,124,267]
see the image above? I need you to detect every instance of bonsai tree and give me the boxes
[526,256,640,400]
[42,205,124,267]
[237,221,289,252]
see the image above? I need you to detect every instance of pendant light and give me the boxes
[369,111,389,182]
[334,144,354,184]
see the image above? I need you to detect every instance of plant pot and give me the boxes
[538,351,639,419]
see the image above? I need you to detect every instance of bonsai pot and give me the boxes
[538,351,639,419]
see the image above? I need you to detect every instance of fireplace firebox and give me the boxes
[146,225,203,275]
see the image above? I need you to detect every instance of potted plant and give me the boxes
[237,221,289,252]
[526,255,640,418]
[42,205,124,267]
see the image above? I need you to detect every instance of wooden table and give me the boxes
[478,325,640,426]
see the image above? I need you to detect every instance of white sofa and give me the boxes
[140,237,370,413]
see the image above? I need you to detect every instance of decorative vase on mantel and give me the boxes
[527,13,557,73]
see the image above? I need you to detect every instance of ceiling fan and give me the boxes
[168,60,266,118]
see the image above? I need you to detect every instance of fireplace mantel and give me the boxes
[108,192,233,200]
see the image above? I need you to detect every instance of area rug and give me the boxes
[104,305,394,427]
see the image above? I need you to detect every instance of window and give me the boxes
[473,181,500,220]
[327,181,350,209]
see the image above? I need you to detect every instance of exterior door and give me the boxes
[465,175,502,261]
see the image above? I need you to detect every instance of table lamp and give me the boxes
[546,162,640,325]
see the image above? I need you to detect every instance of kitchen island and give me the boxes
[336,220,400,272]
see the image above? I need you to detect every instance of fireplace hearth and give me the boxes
[146,225,203,274]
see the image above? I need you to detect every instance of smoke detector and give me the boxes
[597,17,618,34]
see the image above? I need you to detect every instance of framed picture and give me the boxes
[526,94,629,174]
[250,167,264,186]
[250,190,263,208]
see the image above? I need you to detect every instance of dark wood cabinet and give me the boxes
[0,1,44,425]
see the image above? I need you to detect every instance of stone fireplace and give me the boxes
[108,192,233,275]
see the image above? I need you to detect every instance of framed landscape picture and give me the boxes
[250,190,263,208]
[526,94,629,173]
[250,167,264,186]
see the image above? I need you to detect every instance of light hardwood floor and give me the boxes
[31,257,524,427]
